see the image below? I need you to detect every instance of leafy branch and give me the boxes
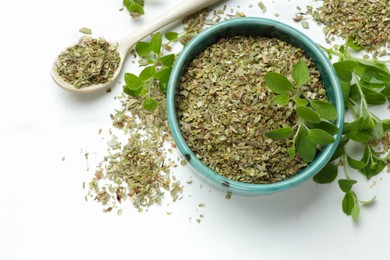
[123,32,175,110]
[264,61,338,163]
[314,43,390,221]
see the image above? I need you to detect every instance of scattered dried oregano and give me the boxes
[177,36,327,184]
[309,0,390,52]
[86,87,184,213]
[55,36,120,88]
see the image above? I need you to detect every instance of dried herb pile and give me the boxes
[86,89,184,213]
[177,36,327,184]
[309,0,390,52]
[55,36,120,89]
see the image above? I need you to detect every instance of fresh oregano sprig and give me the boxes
[313,43,390,221]
[123,0,144,17]
[264,61,339,163]
[123,32,175,111]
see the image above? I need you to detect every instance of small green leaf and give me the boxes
[264,72,293,95]
[372,121,384,139]
[307,121,339,135]
[292,60,310,86]
[139,66,156,81]
[273,95,289,106]
[347,156,366,170]
[159,81,168,93]
[143,97,158,111]
[288,146,295,159]
[265,127,293,139]
[157,54,175,67]
[155,67,172,80]
[165,32,179,41]
[362,159,385,179]
[342,191,356,216]
[313,163,338,184]
[307,129,335,144]
[351,204,360,221]
[345,129,371,143]
[135,42,151,57]
[296,128,317,162]
[124,0,144,15]
[340,80,351,105]
[296,106,321,123]
[294,97,309,107]
[338,179,357,193]
[124,73,144,90]
[356,63,390,84]
[310,100,337,121]
[361,87,387,105]
[343,117,364,134]
[333,60,358,82]
[346,36,362,51]
[123,85,142,97]
[151,32,162,55]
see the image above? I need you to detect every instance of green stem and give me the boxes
[352,74,371,115]
[320,45,390,64]
[341,154,351,179]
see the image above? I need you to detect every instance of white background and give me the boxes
[1,0,389,259]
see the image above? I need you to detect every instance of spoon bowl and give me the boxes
[51,0,221,93]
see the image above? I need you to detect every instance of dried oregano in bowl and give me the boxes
[167,18,344,195]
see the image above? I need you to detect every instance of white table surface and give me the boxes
[1,0,389,259]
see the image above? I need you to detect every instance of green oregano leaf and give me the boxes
[143,97,158,111]
[351,204,360,221]
[273,95,289,106]
[265,127,293,139]
[123,84,142,97]
[342,191,356,216]
[338,179,357,193]
[288,146,295,159]
[296,106,321,123]
[313,163,338,184]
[124,73,144,90]
[294,97,309,107]
[157,54,175,67]
[165,32,179,41]
[333,60,358,82]
[307,129,335,145]
[151,32,162,55]
[264,72,293,95]
[347,156,366,170]
[343,117,364,134]
[135,42,151,57]
[155,67,172,82]
[296,128,317,162]
[123,0,145,16]
[310,100,338,121]
[345,129,371,143]
[361,87,387,105]
[292,60,310,87]
[139,66,156,81]
[346,35,362,51]
[307,121,339,135]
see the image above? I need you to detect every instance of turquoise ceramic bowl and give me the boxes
[167,17,344,196]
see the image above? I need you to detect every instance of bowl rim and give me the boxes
[167,17,344,195]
